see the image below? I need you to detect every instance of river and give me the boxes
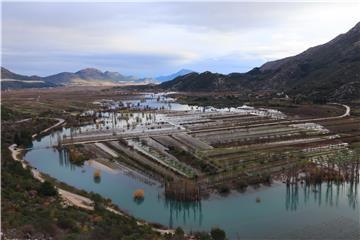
[24,94,359,239]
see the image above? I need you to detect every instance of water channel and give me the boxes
[24,93,359,239]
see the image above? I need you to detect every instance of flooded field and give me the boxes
[24,93,360,239]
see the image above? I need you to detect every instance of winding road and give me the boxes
[32,118,65,138]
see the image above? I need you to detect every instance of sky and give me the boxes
[1,1,360,78]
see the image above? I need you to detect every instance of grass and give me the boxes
[167,146,217,175]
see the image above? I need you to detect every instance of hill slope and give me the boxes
[43,68,146,85]
[1,67,153,88]
[155,69,194,82]
[1,67,57,89]
[160,22,360,101]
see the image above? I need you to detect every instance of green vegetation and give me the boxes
[0,109,163,240]
[2,117,57,146]
[210,228,226,240]
[38,181,58,197]
[217,184,231,196]
[1,147,161,239]
[1,105,27,121]
[14,129,33,147]
[2,82,358,239]
[167,146,217,175]
[173,227,185,240]
[67,145,91,165]
[176,95,246,108]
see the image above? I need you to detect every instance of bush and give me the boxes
[236,180,248,192]
[173,227,185,240]
[217,184,230,195]
[210,227,226,240]
[57,215,79,232]
[38,181,57,197]
[14,129,33,147]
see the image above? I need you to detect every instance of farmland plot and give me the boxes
[61,102,357,196]
[127,138,196,178]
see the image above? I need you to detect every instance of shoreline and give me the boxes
[8,114,177,236]
[8,103,352,237]
[9,144,175,235]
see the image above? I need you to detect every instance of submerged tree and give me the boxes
[93,169,101,184]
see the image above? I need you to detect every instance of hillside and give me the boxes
[1,67,58,89]
[1,67,153,89]
[155,69,194,82]
[43,68,145,85]
[1,67,42,81]
[159,22,360,102]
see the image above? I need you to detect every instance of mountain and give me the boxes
[160,71,227,91]
[1,67,57,89]
[1,67,42,81]
[155,69,194,82]
[159,22,360,101]
[1,67,153,89]
[43,68,148,85]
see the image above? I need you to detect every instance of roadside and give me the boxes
[31,117,65,138]
[9,144,95,210]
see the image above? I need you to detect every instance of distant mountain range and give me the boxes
[160,22,360,102]
[0,67,156,89]
[43,68,156,85]
[0,67,195,89]
[155,69,194,82]
[2,22,359,102]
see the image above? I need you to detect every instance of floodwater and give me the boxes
[24,94,359,239]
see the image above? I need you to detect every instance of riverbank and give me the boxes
[8,143,175,235]
[5,113,178,236]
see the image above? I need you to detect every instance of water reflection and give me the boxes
[286,182,359,211]
[325,182,335,207]
[93,175,101,184]
[286,184,299,211]
[58,148,76,170]
[93,169,101,184]
[134,198,144,205]
[23,95,359,238]
[164,198,203,228]
[347,181,358,210]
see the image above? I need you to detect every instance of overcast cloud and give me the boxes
[2,2,360,77]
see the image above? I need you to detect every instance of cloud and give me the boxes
[2,2,360,76]
[2,51,194,77]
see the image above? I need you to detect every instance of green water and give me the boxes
[24,106,359,239]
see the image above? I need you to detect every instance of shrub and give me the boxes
[236,180,248,192]
[217,184,230,195]
[210,227,226,240]
[14,129,33,147]
[57,214,78,231]
[133,189,145,199]
[38,181,57,197]
[173,227,185,240]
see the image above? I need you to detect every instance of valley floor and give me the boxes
[1,87,359,239]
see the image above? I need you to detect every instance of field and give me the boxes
[3,87,359,200]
